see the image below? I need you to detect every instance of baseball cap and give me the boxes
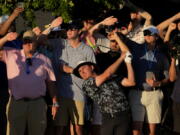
[143,25,159,36]
[66,20,83,30]
[23,30,37,43]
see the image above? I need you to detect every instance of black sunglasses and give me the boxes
[143,30,153,36]
[26,58,32,66]
[23,38,33,44]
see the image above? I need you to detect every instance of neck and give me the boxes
[68,38,81,48]
[24,51,34,58]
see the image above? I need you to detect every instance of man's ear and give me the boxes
[91,65,95,71]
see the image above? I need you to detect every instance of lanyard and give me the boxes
[145,45,156,70]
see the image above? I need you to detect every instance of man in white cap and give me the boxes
[127,25,169,135]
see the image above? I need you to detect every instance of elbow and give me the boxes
[169,77,176,82]
[147,15,152,21]
[127,80,136,87]
[130,81,136,86]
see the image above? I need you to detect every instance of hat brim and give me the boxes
[73,62,97,78]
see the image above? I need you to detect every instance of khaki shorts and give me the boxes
[54,97,85,126]
[128,90,163,123]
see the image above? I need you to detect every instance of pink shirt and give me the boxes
[3,48,56,100]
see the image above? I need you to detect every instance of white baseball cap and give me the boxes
[143,25,159,35]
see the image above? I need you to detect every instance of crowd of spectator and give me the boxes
[0,0,180,135]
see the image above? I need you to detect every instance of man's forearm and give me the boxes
[0,36,8,48]
[60,64,73,74]
[0,14,16,36]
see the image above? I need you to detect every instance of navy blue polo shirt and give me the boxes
[127,40,169,90]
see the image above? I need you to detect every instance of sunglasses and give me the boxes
[143,30,154,36]
[26,58,32,66]
[110,40,116,42]
[23,38,33,44]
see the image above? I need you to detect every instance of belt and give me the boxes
[136,87,161,91]
[12,96,43,102]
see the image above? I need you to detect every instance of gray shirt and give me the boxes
[53,39,96,101]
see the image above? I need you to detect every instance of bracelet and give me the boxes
[52,102,59,107]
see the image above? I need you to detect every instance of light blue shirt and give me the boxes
[54,39,96,101]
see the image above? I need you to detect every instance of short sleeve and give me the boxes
[44,56,56,81]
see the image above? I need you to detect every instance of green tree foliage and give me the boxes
[0,0,124,27]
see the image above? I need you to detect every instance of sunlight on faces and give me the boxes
[83,19,95,30]
[67,28,79,40]
[144,35,158,44]
[78,65,94,80]
[110,40,120,52]
[23,41,37,56]
[130,12,142,21]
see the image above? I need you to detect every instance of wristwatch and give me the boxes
[52,102,59,107]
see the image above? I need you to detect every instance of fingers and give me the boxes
[33,27,42,36]
[51,16,63,28]
[102,16,118,26]
[6,32,18,41]
[51,107,57,120]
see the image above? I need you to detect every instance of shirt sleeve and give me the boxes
[2,47,16,63]
[44,56,56,81]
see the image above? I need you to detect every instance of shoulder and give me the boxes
[83,77,96,86]
[83,77,98,93]
[36,53,52,63]
[3,47,20,56]
[80,42,94,53]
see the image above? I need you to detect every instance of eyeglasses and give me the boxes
[110,40,116,42]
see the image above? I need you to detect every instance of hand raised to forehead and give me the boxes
[12,7,24,17]
[50,17,63,28]
[102,16,118,26]
[108,32,119,40]
[168,23,177,31]
[5,32,18,41]
[33,27,42,36]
